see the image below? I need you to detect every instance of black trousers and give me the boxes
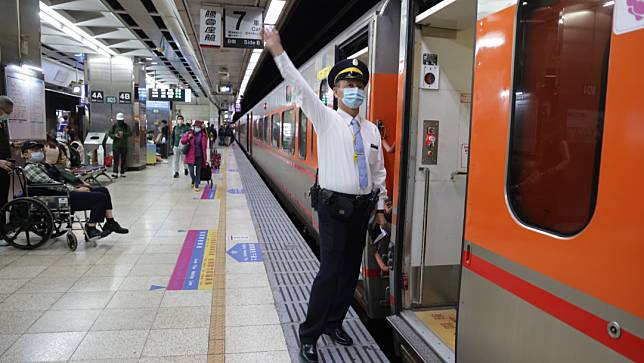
[0,170,9,209]
[299,197,370,344]
[113,146,127,174]
[70,190,107,224]
[189,156,203,187]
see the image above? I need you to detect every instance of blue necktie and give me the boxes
[350,118,369,190]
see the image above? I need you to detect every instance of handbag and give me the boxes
[200,163,212,182]
[181,142,190,155]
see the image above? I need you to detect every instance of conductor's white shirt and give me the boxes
[273,52,387,209]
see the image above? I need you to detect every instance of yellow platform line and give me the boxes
[208,152,226,362]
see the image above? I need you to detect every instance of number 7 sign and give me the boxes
[223,7,263,49]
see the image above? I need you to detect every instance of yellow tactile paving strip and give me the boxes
[208,161,226,363]
[415,308,457,351]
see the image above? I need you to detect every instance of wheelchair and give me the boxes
[0,168,95,251]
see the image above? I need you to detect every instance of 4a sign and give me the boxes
[90,90,104,103]
[200,7,222,47]
[118,92,132,104]
[223,7,263,48]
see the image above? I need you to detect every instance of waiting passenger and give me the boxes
[181,120,208,192]
[171,115,190,178]
[21,141,129,241]
[107,113,131,179]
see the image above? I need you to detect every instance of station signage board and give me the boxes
[90,90,104,103]
[105,96,117,104]
[118,92,132,104]
[199,6,222,47]
[148,88,186,102]
[223,7,263,49]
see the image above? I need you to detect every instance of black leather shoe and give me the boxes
[324,328,353,346]
[300,343,318,362]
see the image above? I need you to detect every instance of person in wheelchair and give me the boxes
[21,141,128,241]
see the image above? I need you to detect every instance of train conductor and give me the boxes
[264,27,387,362]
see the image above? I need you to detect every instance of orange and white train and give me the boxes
[236,0,643,362]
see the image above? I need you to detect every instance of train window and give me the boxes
[298,109,308,160]
[507,0,611,236]
[263,116,270,143]
[281,109,295,154]
[271,114,280,148]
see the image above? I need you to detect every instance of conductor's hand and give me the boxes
[0,160,12,172]
[75,186,90,192]
[262,26,284,57]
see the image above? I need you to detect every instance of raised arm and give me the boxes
[263,27,334,134]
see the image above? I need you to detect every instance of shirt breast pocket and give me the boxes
[367,142,379,165]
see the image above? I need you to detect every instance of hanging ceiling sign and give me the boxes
[148,88,186,102]
[199,7,222,47]
[223,7,263,49]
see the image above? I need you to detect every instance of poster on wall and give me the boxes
[4,69,46,141]
[420,53,439,90]
[199,7,222,47]
[223,7,263,48]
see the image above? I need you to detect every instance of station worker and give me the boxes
[264,27,387,363]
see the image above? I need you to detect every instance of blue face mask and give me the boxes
[341,87,365,109]
[30,151,44,163]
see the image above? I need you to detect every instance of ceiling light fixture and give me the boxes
[264,0,286,25]
[39,2,117,56]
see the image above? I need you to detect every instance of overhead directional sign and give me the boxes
[148,88,186,102]
[90,90,104,103]
[200,6,222,47]
[223,7,263,49]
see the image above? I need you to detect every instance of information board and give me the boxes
[148,88,186,102]
[223,7,263,48]
[199,7,222,47]
[5,69,46,141]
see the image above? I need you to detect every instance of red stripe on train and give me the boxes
[463,252,644,362]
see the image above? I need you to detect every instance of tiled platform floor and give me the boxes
[0,147,288,362]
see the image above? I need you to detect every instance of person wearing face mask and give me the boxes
[171,115,190,178]
[180,120,208,192]
[107,112,132,178]
[0,96,17,208]
[263,28,387,362]
[21,141,129,242]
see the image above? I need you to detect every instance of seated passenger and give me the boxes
[44,132,70,167]
[21,141,128,241]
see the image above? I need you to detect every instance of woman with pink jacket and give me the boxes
[180,120,208,191]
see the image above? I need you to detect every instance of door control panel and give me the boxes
[421,120,439,166]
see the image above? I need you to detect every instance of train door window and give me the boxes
[507,0,612,236]
[298,109,308,160]
[271,114,280,148]
[281,109,295,154]
[263,116,270,143]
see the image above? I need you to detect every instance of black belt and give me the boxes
[322,189,372,200]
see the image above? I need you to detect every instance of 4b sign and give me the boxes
[118,92,132,104]
[223,7,263,48]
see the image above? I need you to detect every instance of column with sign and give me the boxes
[223,7,263,49]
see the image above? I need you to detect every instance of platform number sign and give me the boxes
[118,92,132,104]
[90,90,104,103]
[223,7,263,49]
